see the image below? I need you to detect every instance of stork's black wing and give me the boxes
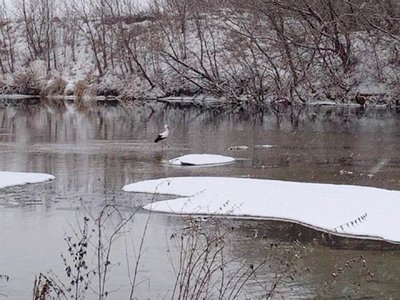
[154,135,164,143]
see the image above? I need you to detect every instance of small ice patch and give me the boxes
[0,171,55,189]
[228,145,273,150]
[254,144,274,149]
[168,154,235,166]
[228,145,249,151]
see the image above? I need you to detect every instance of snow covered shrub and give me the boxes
[42,77,67,96]
[74,80,91,99]
[12,72,40,95]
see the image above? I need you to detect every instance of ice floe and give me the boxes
[228,145,249,151]
[168,154,235,166]
[228,144,273,151]
[123,176,400,243]
[0,171,55,189]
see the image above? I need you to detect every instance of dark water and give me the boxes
[0,98,400,299]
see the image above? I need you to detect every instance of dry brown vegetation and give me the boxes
[0,0,399,105]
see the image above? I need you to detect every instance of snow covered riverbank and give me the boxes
[1,1,400,106]
[124,177,400,243]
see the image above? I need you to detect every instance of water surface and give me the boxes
[1,99,400,299]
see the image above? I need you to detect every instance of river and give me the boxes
[0,98,400,299]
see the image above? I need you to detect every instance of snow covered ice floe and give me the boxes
[228,145,249,151]
[0,171,55,189]
[168,154,235,166]
[254,144,274,149]
[123,177,400,243]
[228,144,273,151]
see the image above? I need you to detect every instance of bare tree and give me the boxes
[0,1,15,73]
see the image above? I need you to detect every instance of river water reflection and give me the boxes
[1,98,400,299]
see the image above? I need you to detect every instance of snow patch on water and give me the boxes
[168,154,235,166]
[228,145,274,151]
[123,177,400,243]
[0,171,55,189]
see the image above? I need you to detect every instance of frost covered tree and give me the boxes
[0,0,399,103]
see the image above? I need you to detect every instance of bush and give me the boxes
[42,77,67,96]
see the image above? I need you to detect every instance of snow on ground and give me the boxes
[168,154,235,166]
[0,95,37,99]
[123,177,400,243]
[0,171,54,189]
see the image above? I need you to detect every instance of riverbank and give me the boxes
[1,1,400,106]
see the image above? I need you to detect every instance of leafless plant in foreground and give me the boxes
[169,216,267,300]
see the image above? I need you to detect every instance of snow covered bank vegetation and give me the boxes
[1,0,400,105]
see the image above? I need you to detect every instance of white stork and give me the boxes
[154,124,170,144]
